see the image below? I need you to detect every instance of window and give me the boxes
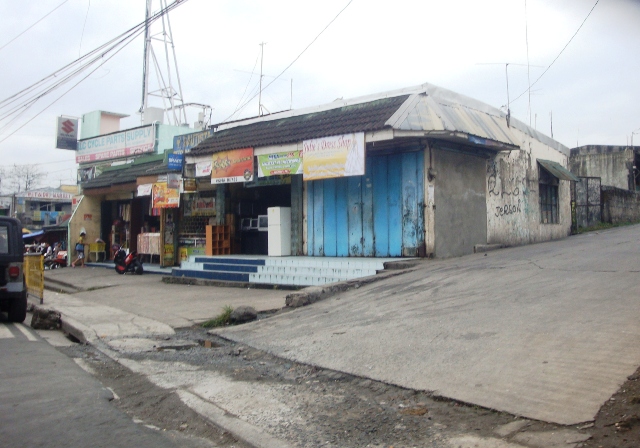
[0,226,8,254]
[539,168,559,224]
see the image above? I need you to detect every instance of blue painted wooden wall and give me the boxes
[307,151,425,257]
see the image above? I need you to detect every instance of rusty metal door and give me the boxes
[574,177,601,230]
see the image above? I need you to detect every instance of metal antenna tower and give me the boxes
[140,0,187,126]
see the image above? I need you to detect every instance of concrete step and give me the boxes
[175,256,406,287]
[171,268,250,283]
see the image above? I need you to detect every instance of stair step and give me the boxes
[172,269,250,283]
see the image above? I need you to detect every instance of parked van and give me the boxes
[0,217,27,322]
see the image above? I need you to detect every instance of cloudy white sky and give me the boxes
[1,0,639,189]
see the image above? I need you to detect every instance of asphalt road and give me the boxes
[217,224,640,425]
[0,314,211,448]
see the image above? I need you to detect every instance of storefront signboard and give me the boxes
[302,132,365,180]
[169,129,214,172]
[210,147,254,184]
[257,150,302,177]
[152,182,180,208]
[76,125,155,163]
[183,194,215,216]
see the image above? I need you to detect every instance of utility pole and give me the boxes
[259,42,266,116]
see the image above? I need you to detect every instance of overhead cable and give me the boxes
[511,0,600,105]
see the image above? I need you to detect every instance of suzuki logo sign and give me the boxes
[56,116,78,150]
[61,119,75,134]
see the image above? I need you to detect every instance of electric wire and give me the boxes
[225,0,354,122]
[0,0,188,143]
[511,0,600,105]
[0,0,70,53]
[79,0,92,57]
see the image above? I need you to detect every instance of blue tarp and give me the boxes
[23,230,44,239]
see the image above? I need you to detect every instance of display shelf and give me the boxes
[206,225,232,256]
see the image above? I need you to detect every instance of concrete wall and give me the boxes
[486,129,572,246]
[601,186,640,224]
[69,195,102,250]
[569,146,635,190]
[434,148,487,258]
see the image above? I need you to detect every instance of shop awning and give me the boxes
[23,230,44,239]
[537,159,579,182]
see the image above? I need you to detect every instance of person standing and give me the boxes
[71,231,86,268]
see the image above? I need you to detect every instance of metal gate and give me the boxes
[307,151,425,257]
[573,177,601,230]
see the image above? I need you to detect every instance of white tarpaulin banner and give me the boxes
[196,160,212,177]
[137,184,153,197]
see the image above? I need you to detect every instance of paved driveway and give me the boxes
[218,225,640,425]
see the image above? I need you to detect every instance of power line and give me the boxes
[0,0,189,144]
[0,0,70,53]
[511,0,600,105]
[225,0,354,121]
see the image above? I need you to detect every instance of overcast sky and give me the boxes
[1,0,639,190]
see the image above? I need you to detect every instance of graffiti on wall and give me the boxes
[487,161,528,218]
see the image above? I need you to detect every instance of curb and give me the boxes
[178,390,294,448]
[285,267,417,308]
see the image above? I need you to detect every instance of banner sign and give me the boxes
[195,160,212,177]
[173,129,214,154]
[302,132,365,180]
[137,184,153,197]
[76,125,155,163]
[167,151,183,171]
[56,116,78,150]
[211,147,254,184]
[18,189,73,201]
[183,194,216,216]
[169,129,214,172]
[152,182,180,208]
[257,150,302,177]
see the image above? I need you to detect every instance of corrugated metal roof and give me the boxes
[537,159,579,181]
[187,82,569,158]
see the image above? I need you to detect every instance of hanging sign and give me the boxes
[56,116,78,150]
[210,147,254,184]
[257,150,302,177]
[152,182,180,208]
[137,184,153,197]
[195,160,212,177]
[302,132,365,180]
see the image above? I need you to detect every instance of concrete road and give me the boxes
[0,316,208,448]
[217,225,640,425]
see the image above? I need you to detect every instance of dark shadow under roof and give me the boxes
[190,95,411,156]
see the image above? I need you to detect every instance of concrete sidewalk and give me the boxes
[38,267,288,338]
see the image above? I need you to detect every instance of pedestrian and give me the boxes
[71,231,86,268]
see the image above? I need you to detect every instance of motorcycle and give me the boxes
[44,250,68,269]
[113,245,143,275]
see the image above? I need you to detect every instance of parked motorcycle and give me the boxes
[113,245,143,275]
[44,250,67,269]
